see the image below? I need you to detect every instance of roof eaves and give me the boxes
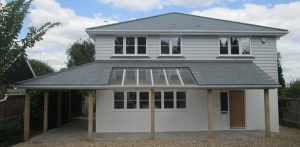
[16,62,97,85]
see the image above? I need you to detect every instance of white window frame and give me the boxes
[113,90,186,110]
[160,36,182,56]
[218,37,252,56]
[113,36,147,56]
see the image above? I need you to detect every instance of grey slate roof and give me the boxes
[16,60,279,89]
[86,12,288,33]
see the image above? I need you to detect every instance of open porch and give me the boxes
[16,60,280,142]
[29,118,265,142]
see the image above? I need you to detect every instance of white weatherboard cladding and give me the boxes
[95,89,279,133]
[95,35,277,80]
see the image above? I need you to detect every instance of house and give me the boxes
[1,58,35,120]
[16,12,288,141]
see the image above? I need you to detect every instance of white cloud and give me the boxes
[27,0,116,71]
[0,0,5,5]
[99,0,163,11]
[98,0,236,11]
[191,2,300,82]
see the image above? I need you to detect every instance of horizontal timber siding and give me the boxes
[95,35,277,80]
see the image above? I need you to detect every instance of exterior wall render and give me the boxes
[95,89,279,133]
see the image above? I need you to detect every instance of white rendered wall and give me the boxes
[96,89,279,133]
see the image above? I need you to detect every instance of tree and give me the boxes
[66,39,95,68]
[283,80,300,98]
[29,59,54,76]
[0,0,59,82]
[277,52,285,97]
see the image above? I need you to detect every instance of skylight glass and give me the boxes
[152,68,167,85]
[165,69,181,85]
[109,67,196,87]
[110,68,124,85]
[124,69,137,85]
[178,68,196,85]
[138,69,152,85]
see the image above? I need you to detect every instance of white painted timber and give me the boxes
[95,35,277,80]
[95,89,279,133]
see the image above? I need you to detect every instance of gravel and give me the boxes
[14,126,300,147]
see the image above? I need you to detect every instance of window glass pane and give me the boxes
[231,37,239,54]
[138,37,146,45]
[240,38,250,55]
[176,92,186,108]
[127,92,137,109]
[110,69,124,85]
[161,46,169,54]
[152,69,167,85]
[219,38,228,54]
[220,92,228,112]
[138,69,151,85]
[172,38,181,54]
[178,68,196,85]
[155,92,161,109]
[139,92,149,109]
[114,92,124,109]
[126,37,135,45]
[161,38,169,45]
[124,69,137,85]
[138,46,146,54]
[126,45,135,54]
[172,37,181,46]
[165,69,181,85]
[172,46,181,54]
[126,37,135,54]
[115,37,123,45]
[115,46,123,54]
[164,92,174,108]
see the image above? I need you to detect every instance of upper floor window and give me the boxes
[114,37,146,55]
[219,37,250,55]
[161,37,181,55]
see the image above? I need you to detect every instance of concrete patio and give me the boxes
[29,118,265,143]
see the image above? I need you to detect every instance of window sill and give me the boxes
[217,55,255,59]
[111,55,150,58]
[157,55,185,59]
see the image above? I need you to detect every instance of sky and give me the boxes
[2,0,299,82]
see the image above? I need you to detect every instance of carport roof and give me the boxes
[16,60,279,89]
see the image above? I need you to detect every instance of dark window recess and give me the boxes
[155,92,161,109]
[219,38,228,54]
[220,92,228,112]
[176,92,186,108]
[127,92,137,109]
[138,37,146,54]
[114,92,124,109]
[139,92,149,109]
[231,38,239,54]
[115,37,123,54]
[164,92,174,108]
[126,37,135,54]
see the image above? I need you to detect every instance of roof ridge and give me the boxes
[16,62,97,85]
[86,12,178,31]
[86,12,288,32]
[177,13,288,32]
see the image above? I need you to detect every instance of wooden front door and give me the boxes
[229,90,245,128]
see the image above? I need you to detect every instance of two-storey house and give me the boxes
[17,13,288,141]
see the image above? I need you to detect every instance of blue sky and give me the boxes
[2,0,299,82]
[54,0,295,21]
